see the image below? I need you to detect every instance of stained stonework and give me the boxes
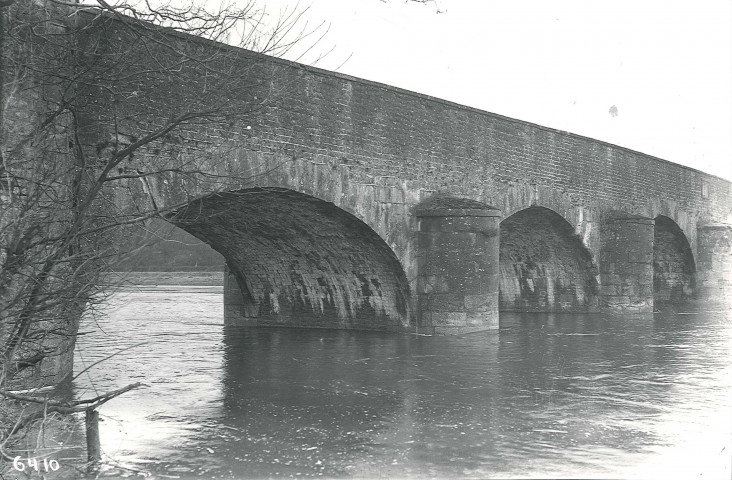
[171,188,413,330]
[416,197,501,334]
[653,216,696,306]
[499,207,599,312]
[696,224,731,306]
[599,214,654,313]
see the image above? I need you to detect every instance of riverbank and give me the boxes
[107,271,224,287]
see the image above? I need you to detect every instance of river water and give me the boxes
[60,284,731,478]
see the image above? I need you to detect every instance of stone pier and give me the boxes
[416,198,501,335]
[599,214,655,313]
[696,224,732,306]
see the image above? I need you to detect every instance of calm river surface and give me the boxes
[64,283,731,479]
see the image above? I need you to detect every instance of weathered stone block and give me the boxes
[433,232,477,251]
[445,276,467,292]
[464,294,494,311]
[627,250,648,263]
[427,293,465,311]
[431,311,467,326]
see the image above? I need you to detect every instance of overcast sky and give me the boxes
[257,0,732,181]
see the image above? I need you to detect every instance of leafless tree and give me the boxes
[0,0,324,466]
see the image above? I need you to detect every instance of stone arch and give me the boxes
[167,187,414,330]
[491,182,597,249]
[155,154,420,287]
[641,199,698,264]
[653,215,696,305]
[499,206,599,312]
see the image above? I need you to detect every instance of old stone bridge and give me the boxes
[78,16,731,337]
[5,6,732,357]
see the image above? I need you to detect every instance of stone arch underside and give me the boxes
[168,188,413,330]
[499,206,599,312]
[653,215,696,305]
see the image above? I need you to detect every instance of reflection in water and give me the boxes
[66,287,731,479]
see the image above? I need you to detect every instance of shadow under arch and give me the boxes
[653,215,696,306]
[499,206,599,312]
[167,187,413,330]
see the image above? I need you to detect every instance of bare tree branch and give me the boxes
[1,0,327,460]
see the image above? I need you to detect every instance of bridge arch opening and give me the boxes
[499,206,599,312]
[167,188,413,330]
[117,218,225,272]
[653,215,696,305]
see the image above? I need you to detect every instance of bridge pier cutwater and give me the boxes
[415,198,501,335]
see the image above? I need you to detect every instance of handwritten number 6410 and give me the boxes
[12,456,60,472]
